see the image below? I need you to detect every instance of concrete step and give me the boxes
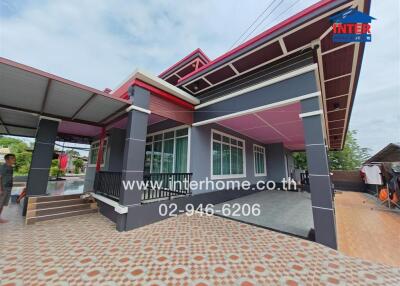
[30,194,82,203]
[26,202,97,217]
[26,193,98,225]
[26,208,98,225]
[28,198,92,210]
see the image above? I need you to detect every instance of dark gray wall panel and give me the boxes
[194,72,317,122]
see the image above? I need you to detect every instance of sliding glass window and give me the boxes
[211,130,245,179]
[253,144,266,176]
[144,127,189,173]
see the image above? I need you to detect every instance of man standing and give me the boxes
[0,154,16,223]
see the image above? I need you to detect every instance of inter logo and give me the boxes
[330,8,376,43]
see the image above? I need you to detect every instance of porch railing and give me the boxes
[93,171,192,203]
[94,171,122,201]
[300,172,310,185]
[142,173,192,202]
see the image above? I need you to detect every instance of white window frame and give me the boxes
[145,125,190,173]
[88,137,108,167]
[253,144,267,177]
[210,129,246,180]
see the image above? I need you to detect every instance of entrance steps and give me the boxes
[26,194,98,224]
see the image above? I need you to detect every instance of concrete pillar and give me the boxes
[23,118,59,215]
[300,97,337,249]
[119,86,150,207]
[26,118,60,197]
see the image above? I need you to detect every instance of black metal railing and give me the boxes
[300,172,310,185]
[94,171,122,201]
[93,171,192,203]
[142,173,192,202]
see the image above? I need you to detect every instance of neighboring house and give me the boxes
[364,143,400,164]
[0,0,372,250]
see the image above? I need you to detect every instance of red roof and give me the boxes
[177,0,339,85]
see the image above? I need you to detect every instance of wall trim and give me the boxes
[126,104,151,114]
[299,110,323,118]
[39,115,62,122]
[193,91,321,127]
[87,192,128,214]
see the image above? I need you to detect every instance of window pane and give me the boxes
[164,131,174,139]
[231,139,237,146]
[238,141,243,147]
[146,136,152,143]
[260,156,265,174]
[231,146,238,174]
[176,128,188,137]
[212,142,221,175]
[175,137,188,173]
[223,136,230,144]
[154,134,163,141]
[162,139,174,173]
[213,133,221,141]
[238,148,243,174]
[90,148,98,164]
[101,143,107,164]
[144,144,152,173]
[152,141,162,173]
[222,144,230,175]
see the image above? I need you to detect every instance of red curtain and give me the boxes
[58,154,68,170]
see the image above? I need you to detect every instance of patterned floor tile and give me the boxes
[0,204,398,285]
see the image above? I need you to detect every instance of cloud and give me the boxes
[0,0,398,155]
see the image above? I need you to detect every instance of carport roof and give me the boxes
[0,57,132,138]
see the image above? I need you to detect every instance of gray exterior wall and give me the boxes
[190,123,291,194]
[83,128,126,192]
[194,71,317,123]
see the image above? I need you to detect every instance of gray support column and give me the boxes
[119,86,150,208]
[300,97,337,249]
[26,118,59,196]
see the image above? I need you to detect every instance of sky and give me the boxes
[0,0,399,156]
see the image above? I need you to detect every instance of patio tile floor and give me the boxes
[0,204,398,286]
[335,191,400,267]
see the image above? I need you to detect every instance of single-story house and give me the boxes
[0,0,371,249]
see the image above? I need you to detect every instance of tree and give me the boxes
[329,130,370,170]
[293,130,370,171]
[72,158,84,174]
[0,136,32,175]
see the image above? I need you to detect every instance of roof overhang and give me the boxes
[111,69,200,105]
[0,57,132,138]
[364,143,400,164]
[173,0,370,150]
[159,48,210,84]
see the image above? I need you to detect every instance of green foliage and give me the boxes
[292,152,307,170]
[328,130,370,170]
[72,158,84,174]
[293,130,370,171]
[0,136,31,175]
[50,159,65,177]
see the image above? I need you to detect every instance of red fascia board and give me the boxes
[178,0,339,84]
[129,79,194,110]
[0,57,131,105]
[158,48,211,78]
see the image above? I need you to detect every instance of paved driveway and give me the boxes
[0,204,397,285]
[214,190,313,238]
